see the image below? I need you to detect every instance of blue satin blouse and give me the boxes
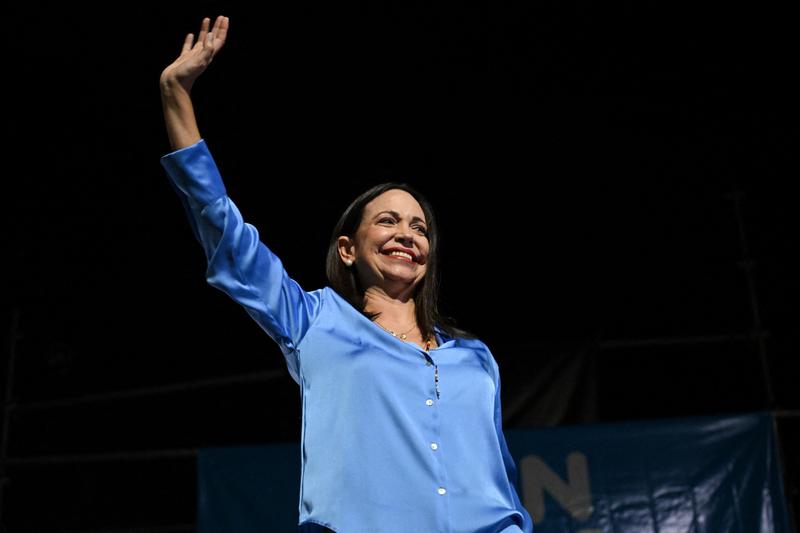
[160,139,534,533]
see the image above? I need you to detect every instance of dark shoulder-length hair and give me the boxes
[325,182,478,342]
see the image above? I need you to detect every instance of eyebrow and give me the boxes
[373,210,427,225]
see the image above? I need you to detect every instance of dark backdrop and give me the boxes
[3,2,797,531]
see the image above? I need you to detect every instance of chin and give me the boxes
[382,273,422,288]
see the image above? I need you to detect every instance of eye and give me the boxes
[378,217,427,236]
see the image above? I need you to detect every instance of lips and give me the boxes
[386,253,414,263]
[382,248,417,263]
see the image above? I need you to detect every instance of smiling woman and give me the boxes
[325,183,473,352]
[159,14,535,533]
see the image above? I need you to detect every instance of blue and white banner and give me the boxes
[198,412,792,532]
[507,412,791,532]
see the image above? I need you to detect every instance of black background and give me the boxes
[3,1,798,531]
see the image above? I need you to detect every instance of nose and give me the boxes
[395,225,415,243]
[395,235,413,248]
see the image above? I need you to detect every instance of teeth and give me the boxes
[388,251,413,260]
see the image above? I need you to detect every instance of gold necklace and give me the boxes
[374,320,433,352]
[374,320,416,340]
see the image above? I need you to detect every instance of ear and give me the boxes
[337,235,356,264]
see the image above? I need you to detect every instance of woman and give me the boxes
[159,15,534,533]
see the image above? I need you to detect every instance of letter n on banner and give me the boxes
[521,451,593,524]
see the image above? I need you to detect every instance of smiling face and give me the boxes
[338,188,430,296]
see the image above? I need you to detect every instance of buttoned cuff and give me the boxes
[159,139,228,208]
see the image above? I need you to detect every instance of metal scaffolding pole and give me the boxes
[728,189,775,406]
[11,368,286,414]
[598,331,767,349]
[64,523,194,533]
[0,309,21,527]
[3,448,197,467]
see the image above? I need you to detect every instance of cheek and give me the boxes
[421,246,432,262]
[367,229,392,246]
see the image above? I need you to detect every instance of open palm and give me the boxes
[160,15,229,92]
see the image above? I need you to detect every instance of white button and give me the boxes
[430,442,438,450]
[425,399,434,406]
[437,487,447,495]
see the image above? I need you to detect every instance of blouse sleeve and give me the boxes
[159,139,323,384]
[492,356,536,532]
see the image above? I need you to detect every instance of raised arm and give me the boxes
[159,16,229,151]
[158,17,323,384]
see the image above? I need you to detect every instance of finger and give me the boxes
[197,17,210,48]
[202,31,215,56]
[181,33,193,54]
[214,17,228,50]
[211,14,224,34]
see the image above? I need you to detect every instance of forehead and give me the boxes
[364,189,426,220]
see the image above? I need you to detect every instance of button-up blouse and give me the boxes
[160,139,534,533]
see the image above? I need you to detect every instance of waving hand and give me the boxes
[159,15,229,151]
[160,16,229,93]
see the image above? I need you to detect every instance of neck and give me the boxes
[362,286,417,327]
